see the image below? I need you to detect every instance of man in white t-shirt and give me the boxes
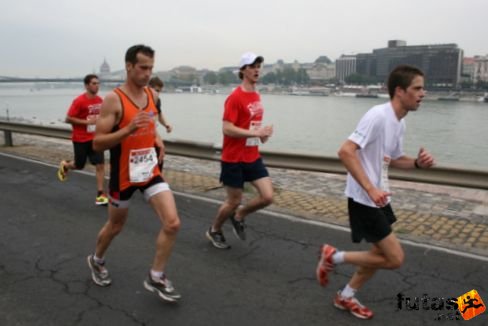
[316,65,435,320]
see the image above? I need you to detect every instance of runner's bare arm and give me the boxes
[93,92,132,151]
[149,88,172,133]
[155,133,165,162]
[390,155,416,169]
[391,147,435,169]
[158,113,173,132]
[338,139,390,206]
[150,88,166,162]
[223,121,273,138]
[65,116,95,126]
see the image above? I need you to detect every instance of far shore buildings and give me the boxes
[472,55,488,83]
[461,55,488,85]
[335,55,357,83]
[336,40,464,88]
[463,57,476,80]
[261,58,335,84]
[111,40,478,89]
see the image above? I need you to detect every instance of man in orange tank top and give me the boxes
[86,45,181,303]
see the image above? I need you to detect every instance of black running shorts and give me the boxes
[73,140,104,169]
[348,198,397,243]
[220,158,269,189]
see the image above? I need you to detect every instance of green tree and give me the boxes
[203,72,218,85]
[261,72,276,84]
[296,68,310,85]
[282,67,296,86]
[218,71,239,85]
[261,67,310,86]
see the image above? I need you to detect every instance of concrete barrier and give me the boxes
[1,120,487,190]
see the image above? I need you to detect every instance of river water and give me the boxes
[1,84,487,171]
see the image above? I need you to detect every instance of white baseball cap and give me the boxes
[239,52,264,69]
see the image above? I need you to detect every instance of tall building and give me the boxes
[356,53,376,78]
[335,55,357,82]
[354,40,463,88]
[99,58,110,76]
[473,55,488,83]
[462,57,476,83]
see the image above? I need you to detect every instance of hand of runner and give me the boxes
[368,188,391,207]
[264,125,273,137]
[257,125,273,137]
[416,147,435,168]
[129,111,151,132]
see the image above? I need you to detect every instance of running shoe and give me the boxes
[57,160,68,181]
[229,214,246,240]
[334,291,374,320]
[143,273,181,302]
[87,254,112,287]
[316,244,336,287]
[206,227,231,249]
[95,193,109,206]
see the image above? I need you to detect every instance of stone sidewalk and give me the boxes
[1,133,487,257]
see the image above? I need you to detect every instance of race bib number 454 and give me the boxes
[129,148,157,183]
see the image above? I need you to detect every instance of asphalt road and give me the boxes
[0,153,486,326]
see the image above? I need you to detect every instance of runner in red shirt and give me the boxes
[206,52,274,249]
[57,74,108,206]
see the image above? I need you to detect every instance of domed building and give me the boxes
[99,58,110,76]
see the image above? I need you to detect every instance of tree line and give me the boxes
[202,67,310,86]
[169,70,488,90]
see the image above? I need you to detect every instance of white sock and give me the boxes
[150,270,164,281]
[340,284,357,299]
[331,251,345,264]
[93,254,104,265]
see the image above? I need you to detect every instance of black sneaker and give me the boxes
[229,214,246,240]
[206,227,231,249]
[87,254,112,287]
[143,273,181,302]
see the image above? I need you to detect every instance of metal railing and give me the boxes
[1,120,487,190]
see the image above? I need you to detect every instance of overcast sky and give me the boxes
[1,0,486,77]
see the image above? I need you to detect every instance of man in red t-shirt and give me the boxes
[57,74,108,206]
[206,52,274,249]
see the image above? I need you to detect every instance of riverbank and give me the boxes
[172,84,488,102]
